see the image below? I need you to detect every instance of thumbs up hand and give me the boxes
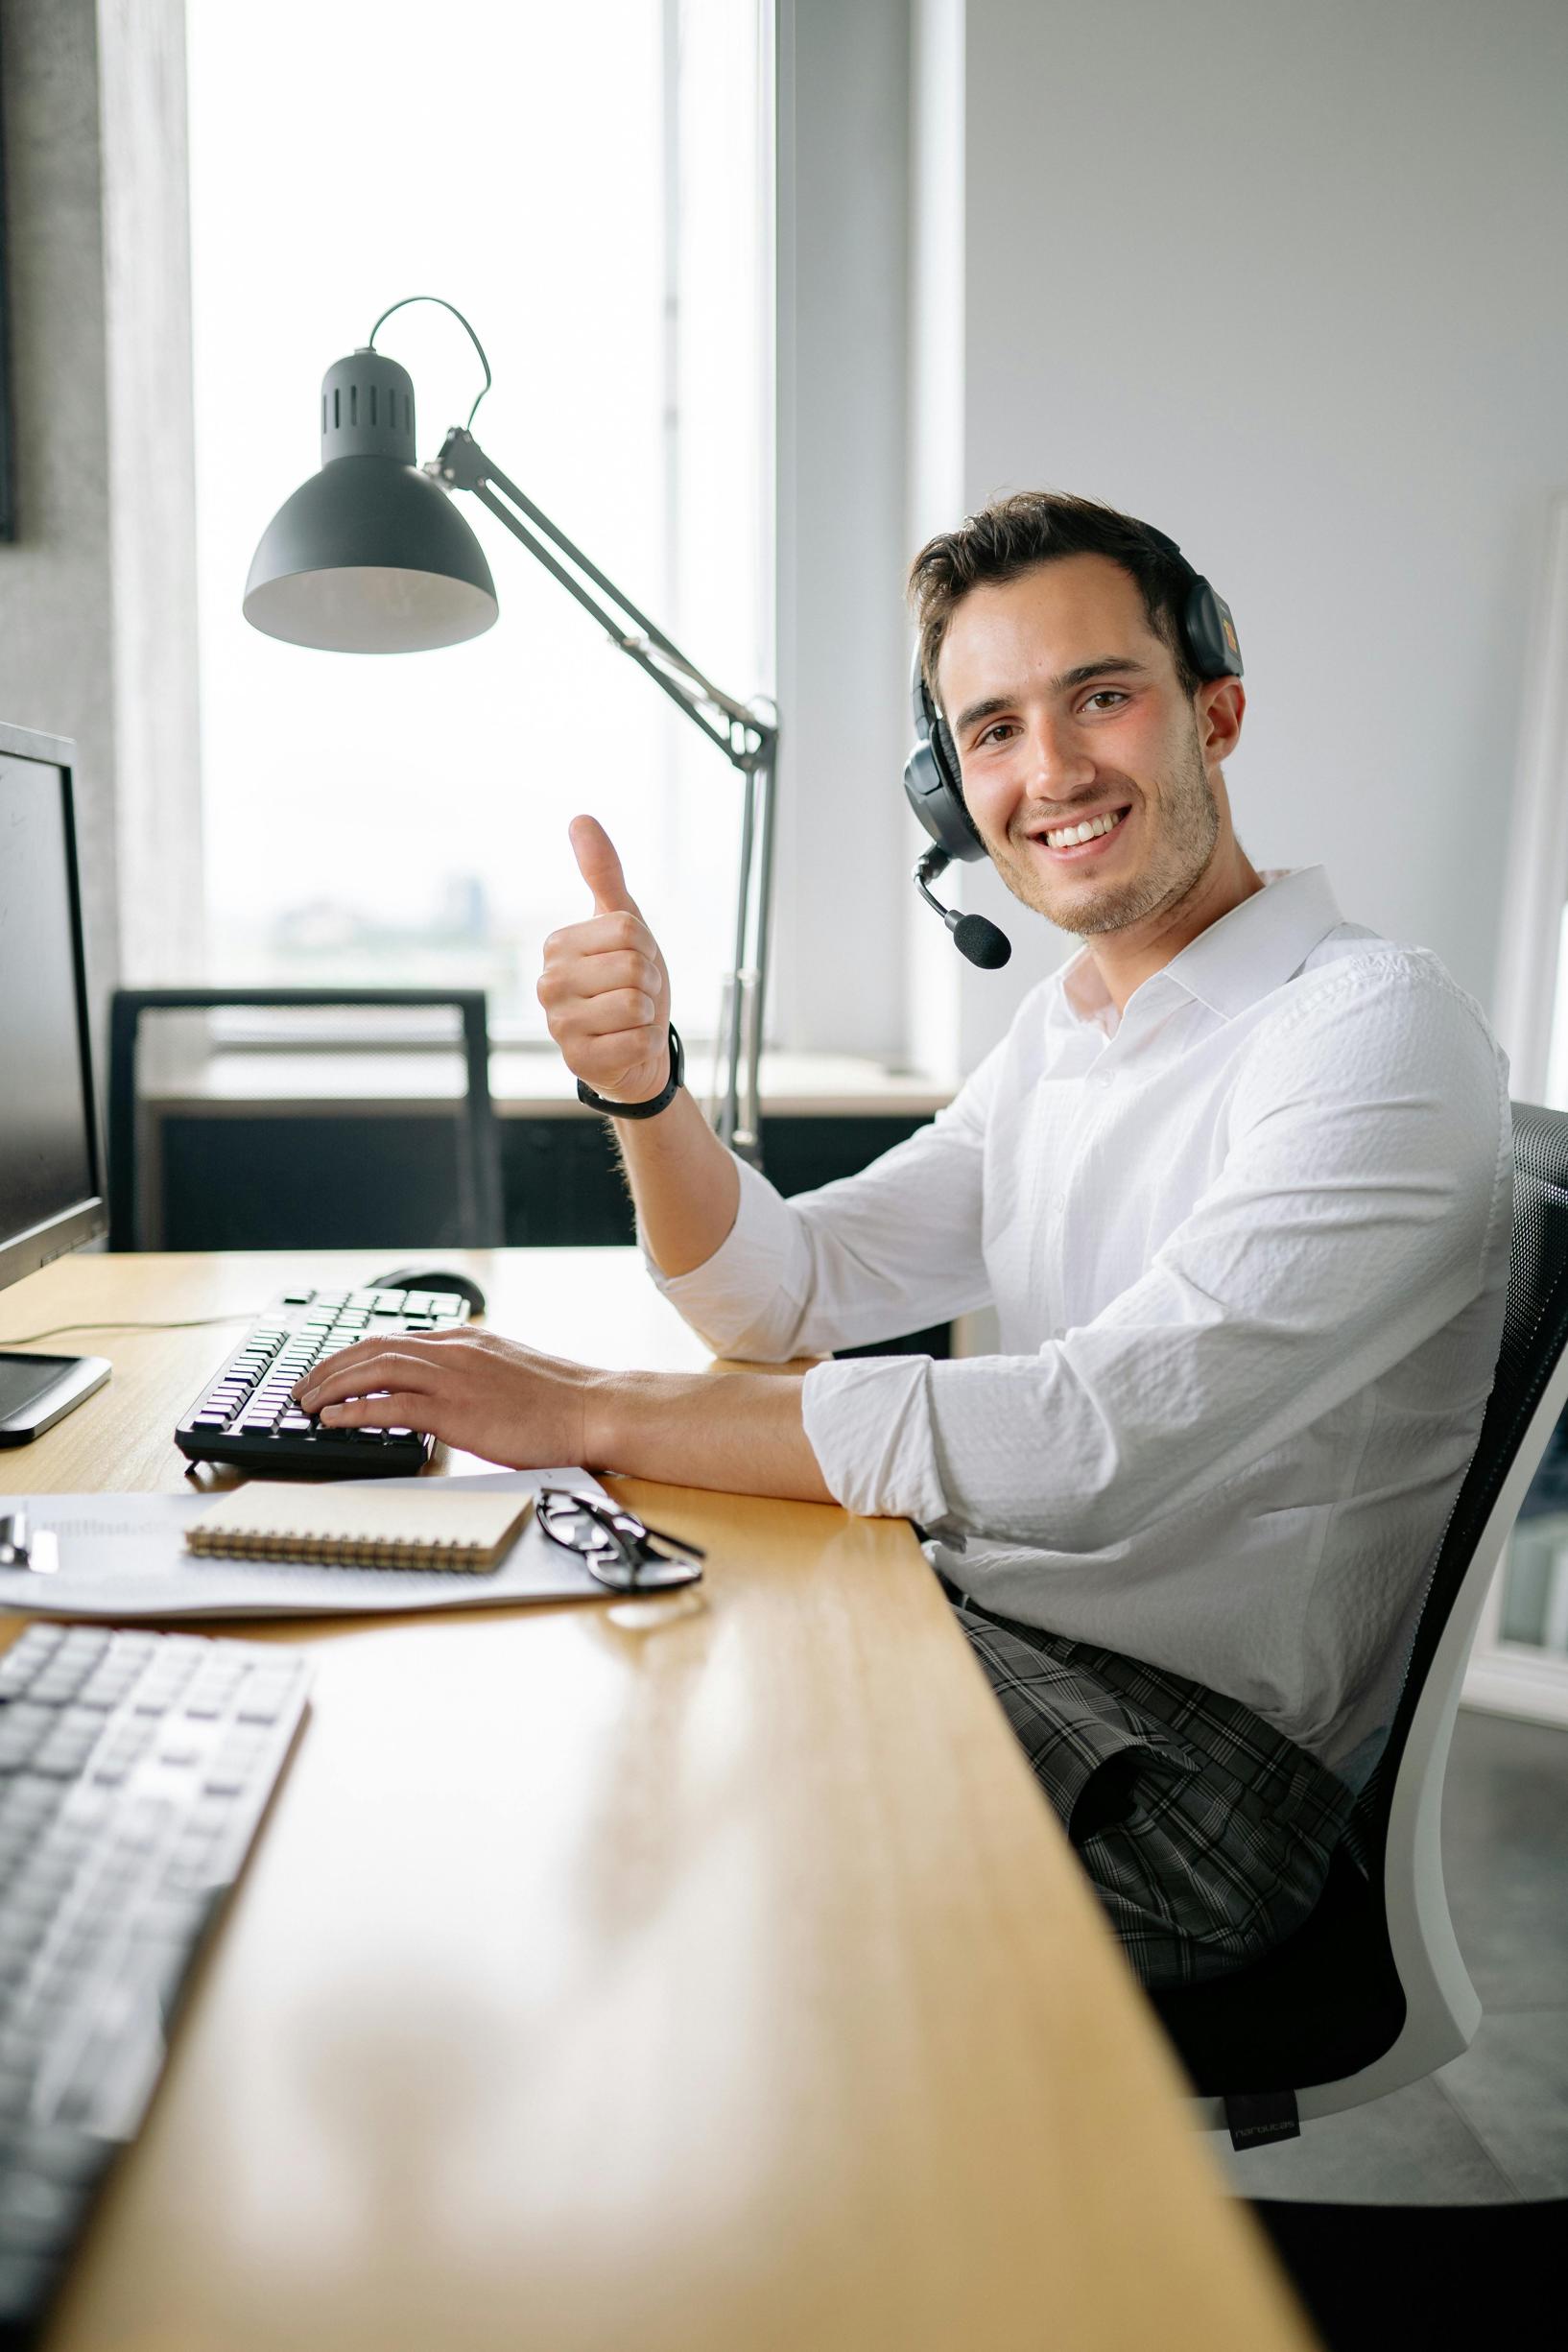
[536,817,675,1106]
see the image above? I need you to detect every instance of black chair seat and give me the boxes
[1151,1842,1406,2094]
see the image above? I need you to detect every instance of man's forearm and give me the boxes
[587,1366,835,1505]
[609,1088,743,1276]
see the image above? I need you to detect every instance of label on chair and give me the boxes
[1224,2091,1301,2150]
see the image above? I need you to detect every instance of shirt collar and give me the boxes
[1055,867,1344,1033]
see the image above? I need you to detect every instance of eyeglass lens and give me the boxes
[536,1491,703,1592]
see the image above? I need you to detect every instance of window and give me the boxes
[1466,490,1568,1725]
[186,0,771,1043]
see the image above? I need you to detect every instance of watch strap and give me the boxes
[576,1023,684,1120]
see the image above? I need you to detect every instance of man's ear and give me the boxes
[1198,676,1246,765]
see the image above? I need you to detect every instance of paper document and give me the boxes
[0,1471,611,1621]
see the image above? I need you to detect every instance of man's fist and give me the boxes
[536,817,675,1105]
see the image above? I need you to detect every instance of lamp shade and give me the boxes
[244,348,499,653]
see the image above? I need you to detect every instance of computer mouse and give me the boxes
[369,1265,488,1318]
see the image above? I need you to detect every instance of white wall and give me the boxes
[938,0,1568,1070]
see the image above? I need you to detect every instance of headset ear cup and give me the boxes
[903,734,986,862]
[935,711,985,853]
[905,652,986,861]
[933,711,963,796]
[1182,578,1244,679]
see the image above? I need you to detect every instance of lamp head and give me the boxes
[243,348,499,653]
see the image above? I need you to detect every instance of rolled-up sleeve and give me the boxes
[643,1051,1002,1362]
[641,1155,819,1360]
[803,962,1511,1541]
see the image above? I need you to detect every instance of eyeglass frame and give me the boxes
[535,1485,706,1595]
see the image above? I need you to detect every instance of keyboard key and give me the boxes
[181,1695,227,1723]
[0,2245,59,2321]
[0,2169,81,2245]
[235,1691,290,1726]
[12,2125,112,2188]
[0,1718,48,1772]
[177,1292,447,1475]
[31,1737,102,1781]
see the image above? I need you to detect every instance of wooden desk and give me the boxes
[0,1251,1314,2352]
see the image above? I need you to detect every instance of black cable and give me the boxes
[368,295,493,428]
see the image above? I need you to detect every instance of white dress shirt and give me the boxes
[648,869,1512,1783]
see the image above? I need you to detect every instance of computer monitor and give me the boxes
[0,719,111,1440]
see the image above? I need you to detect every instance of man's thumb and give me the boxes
[570,815,639,917]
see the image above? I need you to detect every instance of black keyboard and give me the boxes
[175,1284,470,1476]
[0,1623,311,2341]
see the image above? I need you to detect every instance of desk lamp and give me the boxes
[243,297,778,1165]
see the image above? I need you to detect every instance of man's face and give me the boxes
[935,555,1225,938]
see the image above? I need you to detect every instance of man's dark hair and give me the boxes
[907,489,1202,707]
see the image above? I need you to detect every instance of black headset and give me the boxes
[903,529,1243,968]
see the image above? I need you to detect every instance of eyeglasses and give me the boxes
[535,1486,706,1595]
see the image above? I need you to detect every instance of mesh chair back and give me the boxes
[1352,1101,1568,1872]
[1153,1103,1568,2098]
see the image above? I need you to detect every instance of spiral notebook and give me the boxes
[184,1483,532,1572]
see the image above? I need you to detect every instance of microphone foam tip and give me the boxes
[953,914,1011,969]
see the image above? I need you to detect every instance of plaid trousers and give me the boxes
[942,1578,1355,1989]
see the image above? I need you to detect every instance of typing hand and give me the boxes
[294,1326,600,1471]
[537,817,674,1105]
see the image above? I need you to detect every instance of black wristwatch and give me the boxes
[576,1023,685,1120]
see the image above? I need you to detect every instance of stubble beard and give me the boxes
[989,721,1221,939]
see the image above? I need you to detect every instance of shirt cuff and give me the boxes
[801,1355,952,1526]
[639,1152,810,1359]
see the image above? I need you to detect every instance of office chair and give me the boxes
[1152,1102,1568,2147]
[1250,2197,1567,2352]
[107,987,505,1251]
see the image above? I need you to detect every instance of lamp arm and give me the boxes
[431,428,774,772]
[429,425,778,1164]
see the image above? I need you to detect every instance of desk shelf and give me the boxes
[132,1060,955,1357]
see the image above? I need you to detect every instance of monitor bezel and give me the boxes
[0,720,108,1295]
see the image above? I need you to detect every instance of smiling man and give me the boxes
[946,551,1252,978]
[298,490,1512,1989]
